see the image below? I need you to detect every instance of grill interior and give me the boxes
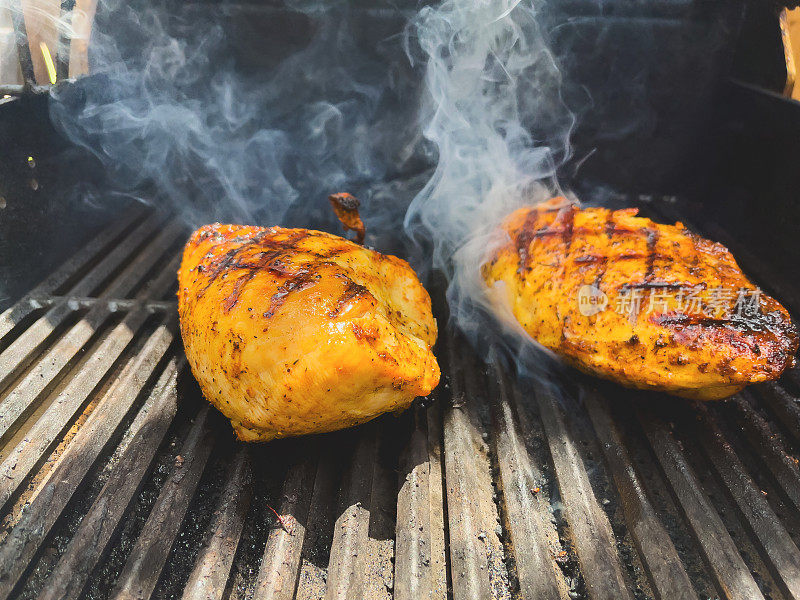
[2,196,800,600]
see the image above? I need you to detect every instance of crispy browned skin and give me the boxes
[178,224,439,441]
[482,197,798,400]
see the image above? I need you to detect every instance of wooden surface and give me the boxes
[1,0,92,86]
[787,8,800,101]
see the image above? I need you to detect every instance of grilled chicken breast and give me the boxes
[178,224,439,442]
[482,197,798,400]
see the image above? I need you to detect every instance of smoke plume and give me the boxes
[45,0,731,363]
[49,0,431,250]
[404,0,576,361]
[40,0,584,361]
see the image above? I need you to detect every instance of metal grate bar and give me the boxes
[9,8,35,86]
[68,213,174,298]
[440,336,495,600]
[424,402,447,600]
[759,383,800,444]
[535,383,634,600]
[693,402,800,599]
[36,356,184,600]
[0,211,167,393]
[254,455,320,600]
[584,391,696,600]
[182,447,252,600]
[2,207,800,599]
[0,316,176,600]
[97,220,183,300]
[0,206,144,341]
[111,404,214,600]
[291,450,340,600]
[730,392,800,513]
[489,367,567,600]
[0,301,87,394]
[0,254,181,512]
[360,426,400,600]
[0,222,183,444]
[638,406,767,600]
[394,406,436,600]
[20,297,176,313]
[324,425,382,600]
[458,346,512,597]
[323,417,397,600]
[787,368,800,391]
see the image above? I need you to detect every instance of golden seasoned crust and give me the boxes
[178,223,439,441]
[482,198,798,400]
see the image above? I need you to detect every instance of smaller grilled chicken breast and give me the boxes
[483,198,798,400]
[178,224,439,442]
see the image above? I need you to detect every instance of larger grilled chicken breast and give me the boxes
[482,198,798,400]
[178,224,439,442]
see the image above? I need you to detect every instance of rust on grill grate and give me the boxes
[2,207,800,600]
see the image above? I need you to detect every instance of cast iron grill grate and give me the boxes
[1,199,800,600]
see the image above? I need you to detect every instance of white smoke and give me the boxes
[48,0,430,240]
[40,0,584,361]
[43,0,717,367]
[404,0,576,360]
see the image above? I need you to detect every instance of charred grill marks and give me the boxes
[609,227,660,294]
[516,209,541,274]
[262,271,317,320]
[604,212,616,238]
[622,282,685,291]
[562,205,577,251]
[197,226,365,319]
[653,314,736,328]
[516,204,577,274]
[223,272,258,313]
[575,255,607,264]
[196,230,313,310]
[644,228,659,282]
[590,212,616,288]
[198,245,251,298]
[651,312,778,338]
[329,278,370,319]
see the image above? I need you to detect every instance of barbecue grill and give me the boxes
[3,1,800,600]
